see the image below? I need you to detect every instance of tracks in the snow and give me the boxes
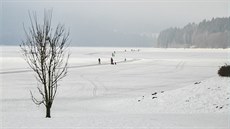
[0,58,141,75]
[175,61,186,71]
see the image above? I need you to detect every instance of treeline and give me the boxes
[157,17,230,48]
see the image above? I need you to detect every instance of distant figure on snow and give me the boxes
[111,57,114,65]
[98,58,101,64]
[112,52,115,57]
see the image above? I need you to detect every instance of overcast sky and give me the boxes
[1,0,229,47]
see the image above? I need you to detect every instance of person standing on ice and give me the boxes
[111,57,114,65]
[112,52,115,57]
[98,58,101,64]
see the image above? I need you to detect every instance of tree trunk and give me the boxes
[46,104,51,118]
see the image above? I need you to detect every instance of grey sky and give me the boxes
[1,0,229,47]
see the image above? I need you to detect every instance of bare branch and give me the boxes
[30,90,44,106]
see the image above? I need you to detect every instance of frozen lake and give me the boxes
[0,46,229,129]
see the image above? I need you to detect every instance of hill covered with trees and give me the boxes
[157,17,230,48]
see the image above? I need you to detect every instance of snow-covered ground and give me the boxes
[0,46,229,129]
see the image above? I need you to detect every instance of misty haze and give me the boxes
[1,0,229,47]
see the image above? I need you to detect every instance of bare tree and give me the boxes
[20,10,70,118]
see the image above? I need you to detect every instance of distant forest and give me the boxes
[157,17,230,48]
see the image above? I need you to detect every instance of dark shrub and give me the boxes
[218,65,230,77]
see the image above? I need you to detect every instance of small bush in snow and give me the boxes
[218,64,230,77]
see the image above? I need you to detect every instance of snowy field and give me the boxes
[0,46,230,129]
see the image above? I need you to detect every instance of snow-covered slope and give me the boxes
[111,76,230,114]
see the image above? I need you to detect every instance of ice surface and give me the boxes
[0,46,229,129]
